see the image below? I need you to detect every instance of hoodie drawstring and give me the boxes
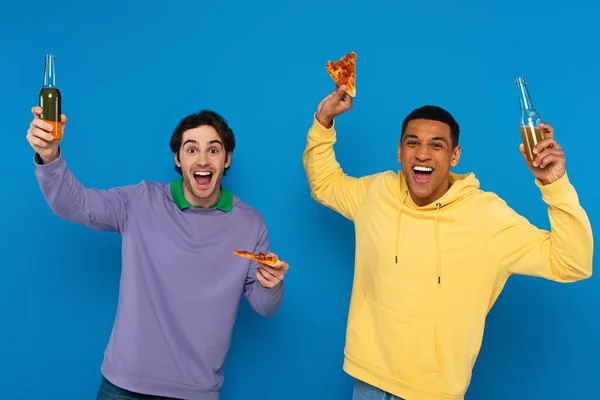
[395,190,408,264]
[435,202,441,285]
[395,191,443,285]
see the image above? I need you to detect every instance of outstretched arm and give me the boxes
[35,152,145,234]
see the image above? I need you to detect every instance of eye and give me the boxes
[209,148,219,154]
[406,140,418,146]
[186,148,196,153]
[431,143,443,149]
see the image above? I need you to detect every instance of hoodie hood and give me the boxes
[394,170,481,284]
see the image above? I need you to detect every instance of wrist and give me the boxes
[40,150,59,165]
[538,171,565,186]
[315,112,333,129]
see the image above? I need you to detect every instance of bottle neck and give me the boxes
[515,77,535,112]
[43,54,57,88]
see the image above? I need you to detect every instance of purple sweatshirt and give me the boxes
[34,152,284,399]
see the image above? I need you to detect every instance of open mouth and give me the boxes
[193,171,213,188]
[412,165,434,183]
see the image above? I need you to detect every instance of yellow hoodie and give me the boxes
[302,115,593,400]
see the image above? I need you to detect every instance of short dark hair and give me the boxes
[401,105,460,147]
[169,110,236,175]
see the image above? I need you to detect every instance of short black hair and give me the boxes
[401,105,460,147]
[169,110,236,175]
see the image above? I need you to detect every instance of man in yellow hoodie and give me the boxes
[302,85,593,400]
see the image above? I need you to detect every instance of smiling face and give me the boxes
[175,125,232,208]
[398,119,461,206]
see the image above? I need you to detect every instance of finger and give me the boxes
[31,106,43,118]
[258,265,278,280]
[29,126,54,141]
[536,151,565,169]
[256,268,274,288]
[61,114,68,124]
[31,118,54,132]
[534,147,564,166]
[332,85,348,102]
[340,94,353,110]
[27,133,52,149]
[539,123,554,138]
[519,143,526,155]
[30,128,54,142]
[276,261,289,273]
[533,138,559,154]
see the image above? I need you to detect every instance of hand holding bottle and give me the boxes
[26,106,67,164]
[515,77,566,185]
[519,122,566,185]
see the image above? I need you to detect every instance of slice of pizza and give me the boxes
[233,249,280,267]
[325,51,356,97]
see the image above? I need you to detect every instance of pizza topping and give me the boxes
[232,249,280,267]
[325,51,357,97]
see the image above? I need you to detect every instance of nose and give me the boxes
[415,144,432,161]
[195,151,209,166]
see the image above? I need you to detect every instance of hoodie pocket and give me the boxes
[345,299,440,388]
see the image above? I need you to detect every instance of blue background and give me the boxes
[1,0,598,399]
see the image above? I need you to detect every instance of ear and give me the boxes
[450,145,461,167]
[225,151,232,169]
[397,140,402,162]
[174,152,181,168]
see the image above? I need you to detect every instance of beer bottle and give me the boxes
[39,54,62,140]
[515,77,544,166]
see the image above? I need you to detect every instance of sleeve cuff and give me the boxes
[34,150,66,179]
[255,279,283,299]
[310,113,337,137]
[535,172,574,204]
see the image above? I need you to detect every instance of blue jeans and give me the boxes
[352,379,405,400]
[96,376,181,400]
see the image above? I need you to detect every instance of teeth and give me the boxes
[413,166,433,172]
[194,171,211,176]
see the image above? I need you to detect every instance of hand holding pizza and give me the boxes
[233,250,289,289]
[256,257,289,289]
[316,85,353,129]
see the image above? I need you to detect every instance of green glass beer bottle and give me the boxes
[39,54,62,140]
[515,77,544,166]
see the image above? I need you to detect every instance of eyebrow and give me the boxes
[182,139,223,147]
[183,139,198,146]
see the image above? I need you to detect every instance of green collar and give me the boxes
[170,179,233,212]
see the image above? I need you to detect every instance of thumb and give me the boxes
[519,143,532,164]
[332,85,347,102]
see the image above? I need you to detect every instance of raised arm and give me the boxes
[27,106,143,234]
[490,174,592,282]
[491,123,593,282]
[302,85,380,220]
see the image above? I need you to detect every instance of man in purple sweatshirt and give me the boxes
[26,106,289,400]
